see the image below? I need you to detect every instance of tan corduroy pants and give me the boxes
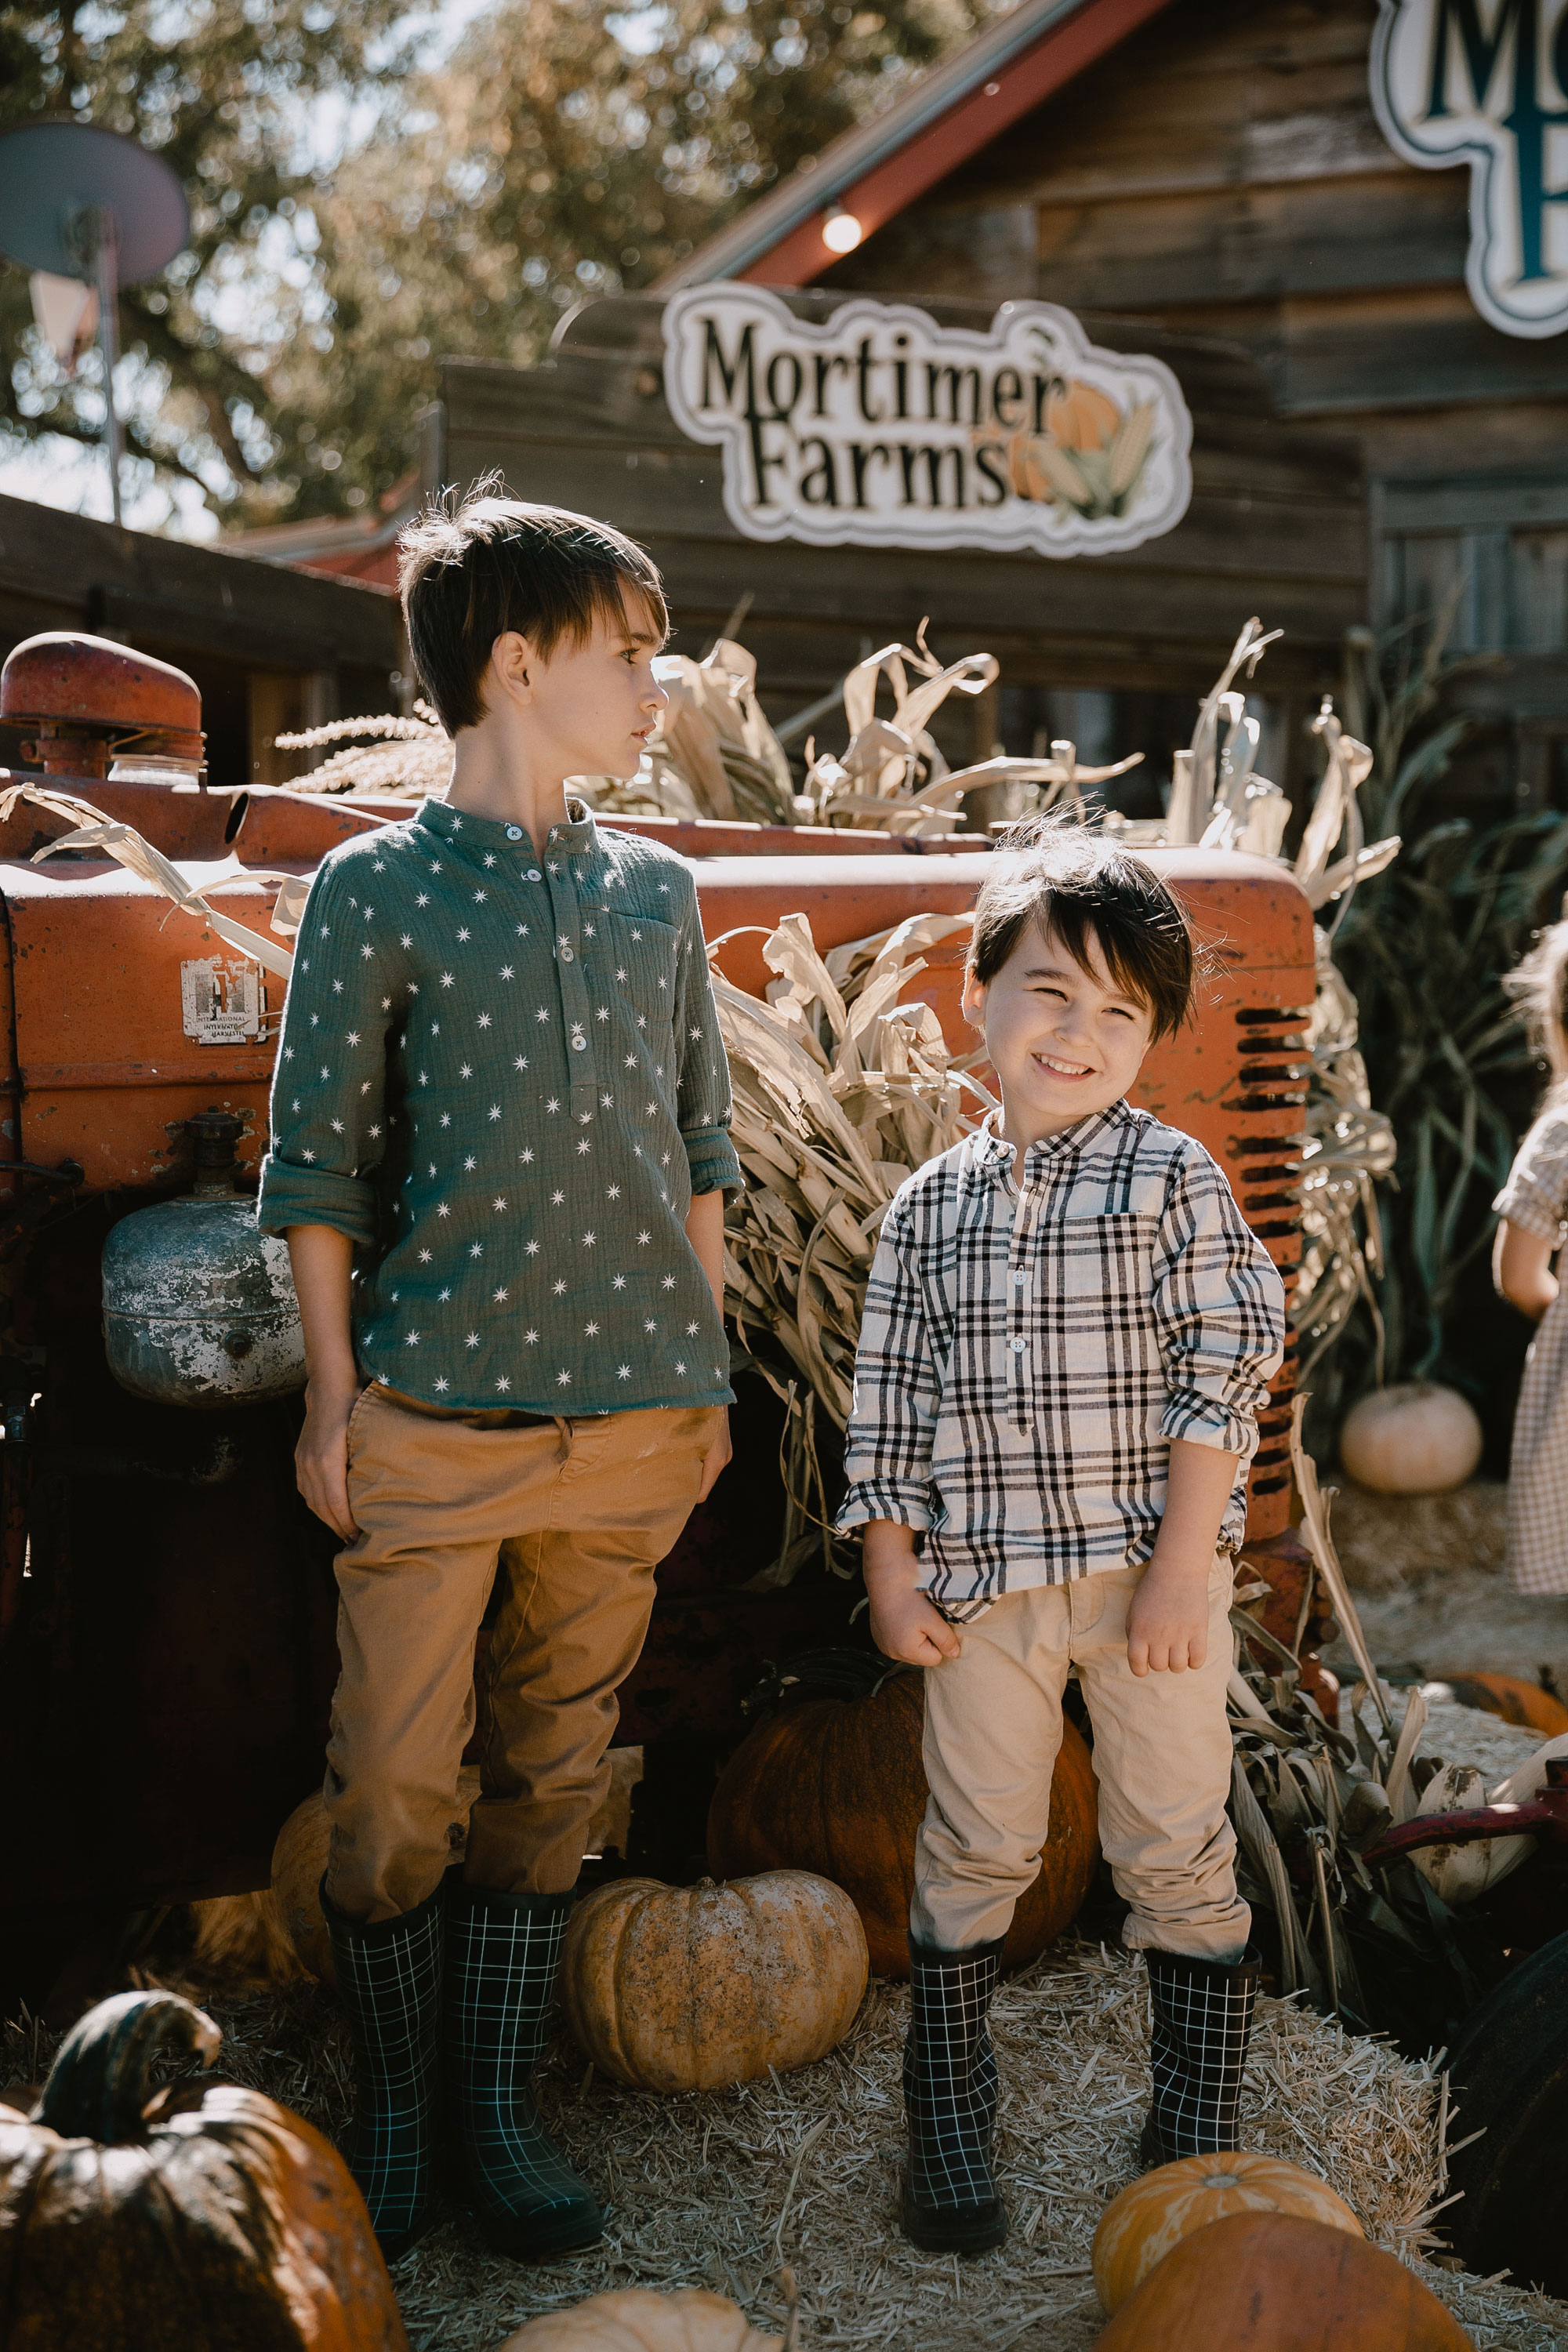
[325,1385,722,1922]
[913,1553,1250,1962]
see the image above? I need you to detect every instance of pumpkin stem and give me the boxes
[34,1989,222,2144]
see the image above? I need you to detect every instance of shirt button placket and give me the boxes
[544,846,595,1118]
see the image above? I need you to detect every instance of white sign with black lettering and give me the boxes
[1373,0,1568,339]
[662,288,1193,558]
[181,956,262,1044]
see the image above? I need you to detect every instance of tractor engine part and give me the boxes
[100,1108,305,1407]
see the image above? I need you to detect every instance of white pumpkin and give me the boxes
[1406,1760,1535,1907]
[1338,1381,1483,1496]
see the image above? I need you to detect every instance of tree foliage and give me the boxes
[1,0,1005,528]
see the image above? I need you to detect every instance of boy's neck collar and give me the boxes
[416,793,597,860]
[977,1100,1129,1171]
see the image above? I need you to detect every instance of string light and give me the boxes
[822,203,863,255]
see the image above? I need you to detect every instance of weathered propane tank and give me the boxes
[101,1110,306,1407]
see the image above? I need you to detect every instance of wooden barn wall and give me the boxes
[439,289,1364,797]
[829,0,1568,795]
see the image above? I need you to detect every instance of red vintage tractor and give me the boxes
[0,635,1314,2011]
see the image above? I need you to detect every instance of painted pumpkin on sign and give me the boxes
[1092,2151,1363,2314]
[561,1870,867,2094]
[1091,2212,1471,2350]
[0,1988,407,2350]
[706,1668,1098,1977]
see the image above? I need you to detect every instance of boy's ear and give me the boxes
[960,967,986,1029]
[489,630,535,704]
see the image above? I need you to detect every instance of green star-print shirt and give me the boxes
[256,795,741,1413]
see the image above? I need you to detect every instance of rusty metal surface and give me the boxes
[0,635,202,735]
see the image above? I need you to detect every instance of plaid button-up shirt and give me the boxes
[837,1104,1286,1607]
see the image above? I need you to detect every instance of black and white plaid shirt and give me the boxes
[837,1103,1287,1610]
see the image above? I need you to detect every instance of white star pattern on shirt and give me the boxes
[493,1286,509,1302]
[441,972,455,988]
[584,1320,599,1336]
[465,1332,480,1348]
[552,1279,567,1295]
[618,1364,631,1378]
[493,1196,506,1211]
[524,1327,539,1344]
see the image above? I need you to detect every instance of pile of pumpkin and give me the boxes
[0,1989,1476,2352]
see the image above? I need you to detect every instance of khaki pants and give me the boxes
[914,1554,1249,1962]
[325,1385,721,1922]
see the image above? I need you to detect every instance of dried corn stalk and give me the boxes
[712,909,985,1430]
[801,625,1142,836]
[273,702,453,797]
[1224,1399,1511,2043]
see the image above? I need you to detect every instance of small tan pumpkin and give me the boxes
[706,1670,1098,1978]
[1339,1382,1483,1497]
[561,1870,867,2094]
[1091,2212,1471,2350]
[495,2286,779,2351]
[0,1988,406,2350]
[1092,2151,1363,2314]
[272,1768,482,1986]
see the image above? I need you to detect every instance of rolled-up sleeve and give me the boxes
[837,1192,940,1532]
[256,860,393,1247]
[676,888,742,1198]
[1494,1108,1568,1243]
[1152,1152,1286,1457]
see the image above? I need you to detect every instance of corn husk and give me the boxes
[713,909,985,1442]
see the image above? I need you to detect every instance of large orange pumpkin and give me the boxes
[1092,2151,1363,2314]
[495,2287,780,2350]
[0,1987,407,2350]
[1446,1673,1568,1736]
[1091,2213,1471,2350]
[706,1670,1098,1977]
[561,1870,867,2093]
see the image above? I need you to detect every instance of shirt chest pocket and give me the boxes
[1031,1209,1158,1315]
[598,910,680,1033]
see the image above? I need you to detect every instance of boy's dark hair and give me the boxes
[398,477,669,733]
[968,817,1195,1041]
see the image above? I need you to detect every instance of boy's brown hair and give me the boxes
[968,817,1195,1042]
[398,477,668,734]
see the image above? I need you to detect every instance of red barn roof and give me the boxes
[655,0,1178,292]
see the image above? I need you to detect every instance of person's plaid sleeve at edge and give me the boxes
[1153,1149,1285,1460]
[838,1189,941,1532]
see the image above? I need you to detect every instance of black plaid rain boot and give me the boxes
[321,1876,445,2259]
[901,1936,1009,2255]
[443,1883,604,2262]
[1138,1944,1262,2168]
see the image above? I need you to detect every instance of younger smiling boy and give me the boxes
[839,826,1285,2254]
[258,492,738,2263]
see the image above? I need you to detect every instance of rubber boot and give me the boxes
[1138,1944,1261,2168]
[442,1882,604,2261]
[900,1935,1009,2254]
[321,1875,444,2259]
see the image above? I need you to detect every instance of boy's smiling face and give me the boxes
[485,588,669,784]
[961,918,1156,1152]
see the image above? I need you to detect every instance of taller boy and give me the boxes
[258,492,738,2261]
[840,826,1286,2255]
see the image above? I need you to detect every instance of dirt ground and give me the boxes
[1320,1476,1568,1695]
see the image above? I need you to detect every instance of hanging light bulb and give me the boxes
[822,203,863,255]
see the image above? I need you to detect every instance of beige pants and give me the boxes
[914,1554,1249,1962]
[325,1385,721,1922]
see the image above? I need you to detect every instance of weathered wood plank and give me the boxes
[0,494,401,673]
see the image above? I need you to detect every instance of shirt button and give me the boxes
[506,826,524,841]
[560,946,575,963]
[525,867,543,882]
[1010,1337,1026,1354]
[1012,1269,1025,1285]
[572,1036,588,1051]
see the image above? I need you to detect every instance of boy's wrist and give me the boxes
[1144,1543,1215,1581]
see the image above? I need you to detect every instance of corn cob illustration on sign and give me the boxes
[662,289,1193,558]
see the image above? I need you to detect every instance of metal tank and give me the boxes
[101,1109,305,1407]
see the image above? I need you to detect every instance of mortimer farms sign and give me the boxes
[1373,0,1568,339]
[661,289,1193,558]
